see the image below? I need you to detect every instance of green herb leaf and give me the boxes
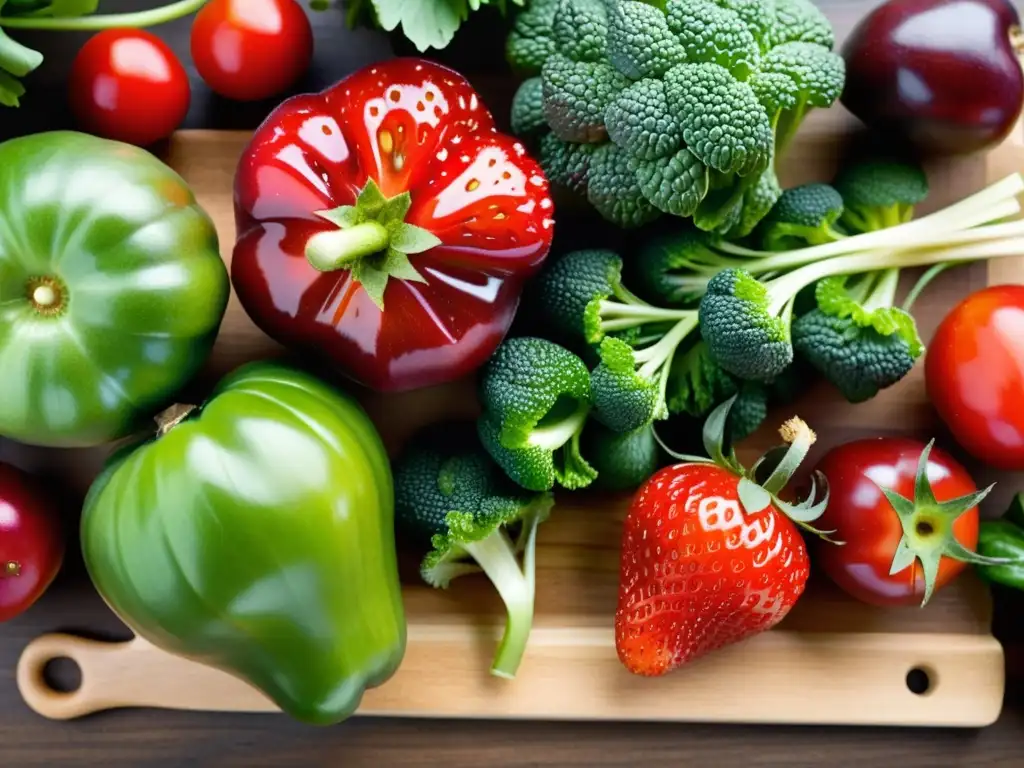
[316,205,361,229]
[390,222,442,254]
[372,0,472,52]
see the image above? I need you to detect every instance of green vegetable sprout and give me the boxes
[393,422,554,679]
[506,0,845,236]
[0,0,208,108]
[334,0,525,52]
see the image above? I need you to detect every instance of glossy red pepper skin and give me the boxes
[231,58,555,392]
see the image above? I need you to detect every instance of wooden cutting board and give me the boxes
[12,113,1024,727]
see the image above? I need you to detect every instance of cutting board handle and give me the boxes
[18,633,136,720]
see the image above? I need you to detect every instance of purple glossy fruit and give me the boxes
[841,0,1024,155]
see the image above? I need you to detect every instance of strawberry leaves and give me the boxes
[307,178,441,310]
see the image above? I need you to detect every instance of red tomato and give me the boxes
[0,463,64,622]
[925,284,1024,470]
[812,437,981,607]
[68,29,191,147]
[190,0,314,102]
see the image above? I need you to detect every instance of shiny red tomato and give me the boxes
[190,0,314,102]
[0,463,64,622]
[812,437,984,607]
[925,284,1024,471]
[68,29,191,147]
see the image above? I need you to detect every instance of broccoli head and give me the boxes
[393,422,554,679]
[833,158,930,233]
[589,314,700,433]
[756,182,847,249]
[792,272,924,402]
[510,76,547,137]
[698,267,794,381]
[477,336,598,492]
[509,0,844,236]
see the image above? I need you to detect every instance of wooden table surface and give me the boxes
[2,1,1024,765]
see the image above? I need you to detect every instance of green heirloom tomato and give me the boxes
[80,361,407,725]
[0,131,229,448]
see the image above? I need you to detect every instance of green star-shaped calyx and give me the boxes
[305,178,442,310]
[875,440,1020,607]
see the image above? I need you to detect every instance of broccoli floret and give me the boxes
[606,0,685,79]
[508,0,845,235]
[664,62,772,176]
[505,0,563,76]
[757,182,847,249]
[791,272,924,402]
[542,55,630,143]
[582,420,660,491]
[698,267,795,381]
[477,337,597,492]
[666,338,739,416]
[589,314,700,433]
[510,77,547,137]
[604,78,683,161]
[393,422,554,679]
[585,142,662,227]
[833,158,930,233]
[770,0,835,48]
[663,337,767,440]
[539,132,595,194]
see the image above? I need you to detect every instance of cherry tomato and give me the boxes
[0,463,64,622]
[925,284,1024,471]
[190,0,314,102]
[812,437,982,607]
[68,29,191,147]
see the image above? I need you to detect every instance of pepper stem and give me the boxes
[306,222,390,272]
[876,440,1021,607]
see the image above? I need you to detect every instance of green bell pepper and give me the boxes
[0,131,229,448]
[80,361,407,725]
[977,493,1024,591]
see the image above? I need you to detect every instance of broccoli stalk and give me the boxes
[393,423,554,679]
[699,223,1024,383]
[637,172,1024,304]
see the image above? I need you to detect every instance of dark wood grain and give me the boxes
[2,1,1024,765]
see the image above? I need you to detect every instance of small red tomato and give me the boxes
[925,284,1024,470]
[0,463,64,622]
[190,0,314,102]
[68,29,191,147]
[813,437,990,607]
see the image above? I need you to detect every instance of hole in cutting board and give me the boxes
[906,666,934,695]
[43,656,82,693]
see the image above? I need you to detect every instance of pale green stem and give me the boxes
[0,0,209,29]
[306,221,389,271]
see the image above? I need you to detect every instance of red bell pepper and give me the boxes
[231,58,555,392]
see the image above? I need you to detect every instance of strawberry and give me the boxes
[614,396,833,676]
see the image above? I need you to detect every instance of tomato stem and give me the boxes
[0,0,210,30]
[306,222,390,272]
